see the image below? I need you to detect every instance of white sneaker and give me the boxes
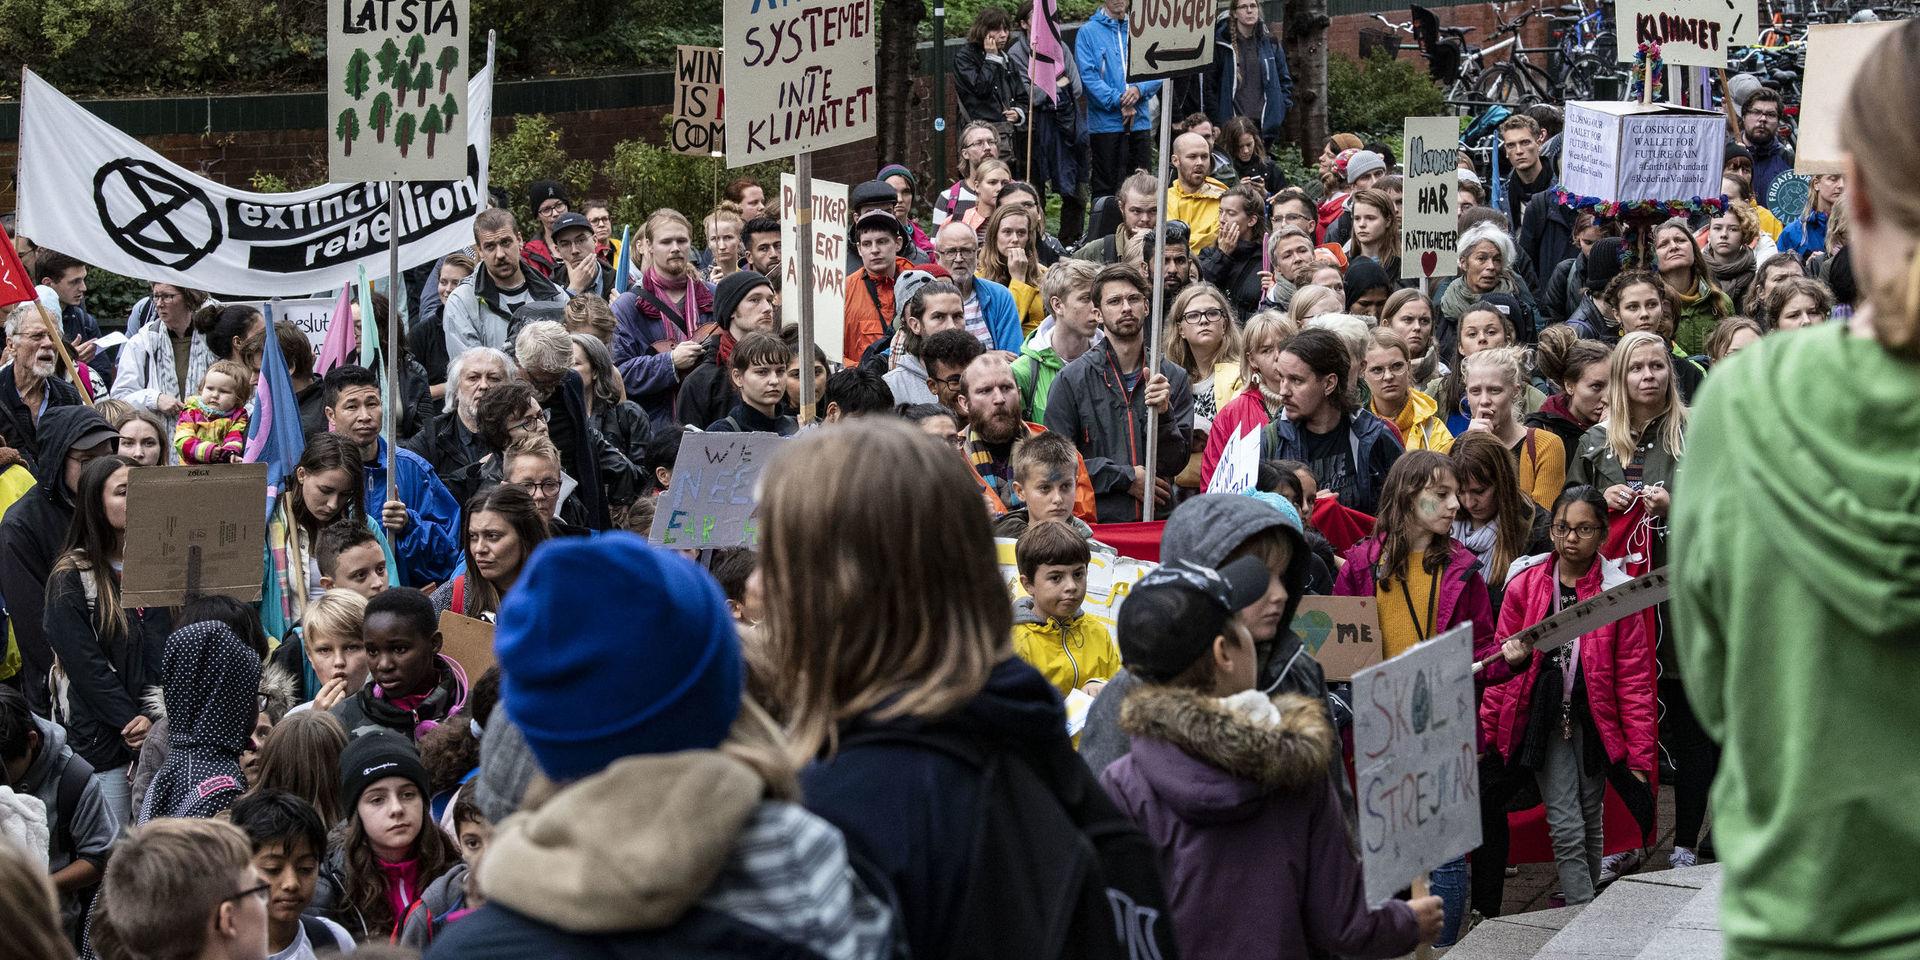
[1599,849,1643,886]
[1668,846,1699,869]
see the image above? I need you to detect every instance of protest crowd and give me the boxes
[0,4,1917,960]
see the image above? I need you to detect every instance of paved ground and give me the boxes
[1496,784,1687,916]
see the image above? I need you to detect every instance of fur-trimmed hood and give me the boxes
[1117,687,1333,821]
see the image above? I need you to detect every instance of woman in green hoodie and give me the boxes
[1674,23,1920,960]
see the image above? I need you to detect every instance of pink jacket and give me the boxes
[1200,387,1273,488]
[1333,537,1516,748]
[1479,555,1658,772]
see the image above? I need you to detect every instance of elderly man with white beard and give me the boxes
[0,302,83,468]
[405,346,517,488]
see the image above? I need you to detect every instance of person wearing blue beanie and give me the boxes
[492,532,742,783]
[426,532,898,959]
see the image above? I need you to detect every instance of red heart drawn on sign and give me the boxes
[1421,251,1438,277]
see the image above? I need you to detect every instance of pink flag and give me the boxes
[313,284,357,376]
[1029,0,1065,105]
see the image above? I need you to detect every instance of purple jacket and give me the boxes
[609,286,714,427]
[1101,687,1421,960]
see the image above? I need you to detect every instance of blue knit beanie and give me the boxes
[494,533,743,782]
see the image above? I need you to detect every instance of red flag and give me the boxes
[0,223,40,307]
[1028,0,1066,105]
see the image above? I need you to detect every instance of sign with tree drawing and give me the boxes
[328,0,469,181]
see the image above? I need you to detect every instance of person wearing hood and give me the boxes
[42,454,173,824]
[137,619,262,823]
[1676,34,1920,953]
[424,532,897,959]
[2,685,120,944]
[1564,235,1629,340]
[0,406,119,713]
[333,588,470,743]
[2,303,84,469]
[1102,555,1440,958]
[443,209,570,358]
[755,420,1174,960]
[676,271,777,431]
[1343,256,1396,319]
[1013,258,1099,424]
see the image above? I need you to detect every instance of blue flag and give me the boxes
[614,223,633,295]
[244,302,307,519]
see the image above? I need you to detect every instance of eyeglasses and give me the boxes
[936,246,978,260]
[1274,212,1314,225]
[508,408,552,433]
[1180,308,1226,325]
[964,136,996,150]
[1743,108,1780,122]
[1550,523,1606,540]
[223,882,271,906]
[152,292,181,304]
[512,479,562,496]
[932,373,966,391]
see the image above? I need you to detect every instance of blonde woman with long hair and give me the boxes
[1200,309,1297,488]
[1674,23,1920,952]
[1461,345,1566,510]
[763,418,1171,960]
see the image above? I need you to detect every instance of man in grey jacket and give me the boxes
[442,207,568,358]
[2,687,120,944]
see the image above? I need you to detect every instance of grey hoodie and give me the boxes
[16,713,118,940]
[883,352,936,407]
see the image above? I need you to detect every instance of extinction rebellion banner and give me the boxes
[16,63,493,298]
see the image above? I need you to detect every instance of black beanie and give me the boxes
[713,270,772,328]
[527,180,569,214]
[1584,236,1629,296]
[338,731,431,813]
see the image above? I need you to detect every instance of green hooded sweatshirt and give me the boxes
[1012,325,1075,425]
[1674,323,1920,960]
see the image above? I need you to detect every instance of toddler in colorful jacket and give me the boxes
[174,359,252,464]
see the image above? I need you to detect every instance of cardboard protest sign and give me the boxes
[122,464,268,607]
[328,0,469,181]
[1290,596,1385,681]
[1617,0,1757,67]
[1352,622,1480,903]
[1127,0,1214,79]
[722,0,875,166]
[780,174,851,363]
[649,432,784,548]
[1795,21,1902,175]
[437,611,496,676]
[672,45,726,157]
[1204,427,1261,494]
[18,68,494,297]
[1561,101,1724,205]
[233,298,338,355]
[1401,117,1460,281]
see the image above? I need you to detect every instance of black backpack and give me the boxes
[841,726,1180,960]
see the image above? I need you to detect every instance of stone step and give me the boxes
[1444,904,1587,960]
[1628,867,1723,960]
[1532,864,1722,959]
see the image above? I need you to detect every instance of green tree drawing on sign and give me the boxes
[393,56,412,105]
[413,62,433,106]
[395,112,417,158]
[440,92,459,134]
[376,38,401,85]
[345,49,372,101]
[405,34,427,68]
[371,92,394,142]
[336,108,360,156]
[436,46,460,92]
[421,105,443,157]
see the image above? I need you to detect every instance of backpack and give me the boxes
[840,726,1180,960]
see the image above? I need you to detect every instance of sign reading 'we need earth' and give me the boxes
[329,0,471,182]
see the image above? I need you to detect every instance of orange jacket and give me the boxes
[842,257,916,367]
[972,420,1099,524]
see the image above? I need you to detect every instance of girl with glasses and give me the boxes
[1163,283,1245,496]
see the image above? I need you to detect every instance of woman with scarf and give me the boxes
[261,433,398,699]
[1651,219,1734,357]
[1696,202,1772,308]
[1439,222,1539,348]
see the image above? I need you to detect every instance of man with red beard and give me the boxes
[960,353,1096,523]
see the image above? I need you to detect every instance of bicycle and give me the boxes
[1380,4,1561,110]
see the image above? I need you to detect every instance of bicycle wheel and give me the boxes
[1475,65,1528,107]
[1562,56,1604,101]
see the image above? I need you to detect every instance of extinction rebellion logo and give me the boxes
[93,159,223,270]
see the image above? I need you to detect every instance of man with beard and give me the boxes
[611,210,716,427]
[0,303,80,466]
[884,274,971,405]
[405,346,516,485]
[550,212,615,299]
[1739,88,1795,209]
[444,208,569,356]
[960,353,1097,522]
[1044,263,1193,522]
[932,221,1026,354]
[743,216,783,277]
[323,365,461,587]
[1138,222,1197,317]
[678,270,778,430]
[1166,133,1229,250]
[1073,171,1160,265]
[1260,227,1318,311]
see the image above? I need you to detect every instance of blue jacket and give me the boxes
[1777,210,1827,259]
[1076,8,1163,135]
[362,437,462,587]
[969,277,1027,353]
[1750,137,1795,213]
[1207,18,1293,138]
[1259,408,1404,516]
